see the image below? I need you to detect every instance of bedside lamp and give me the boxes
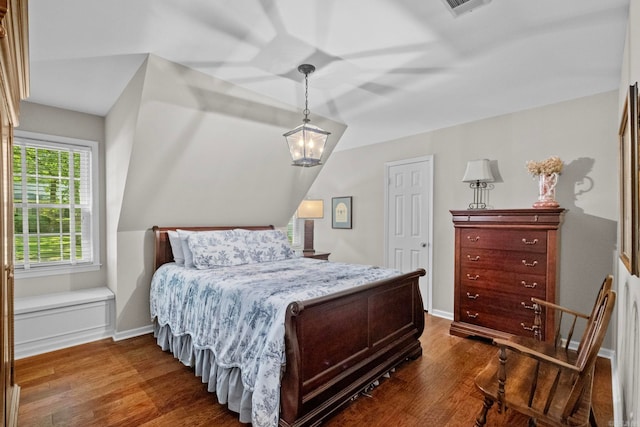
[462,159,494,209]
[297,199,324,254]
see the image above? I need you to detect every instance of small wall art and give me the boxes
[332,196,352,229]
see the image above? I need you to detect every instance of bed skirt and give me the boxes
[153,321,254,423]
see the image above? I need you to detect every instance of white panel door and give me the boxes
[385,156,433,311]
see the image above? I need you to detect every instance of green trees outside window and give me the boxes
[13,136,95,270]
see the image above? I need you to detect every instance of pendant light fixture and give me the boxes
[284,64,330,167]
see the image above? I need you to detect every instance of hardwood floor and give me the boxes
[16,314,613,426]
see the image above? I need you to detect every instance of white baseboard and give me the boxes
[14,287,115,359]
[113,324,154,341]
[429,309,453,320]
[564,338,614,360]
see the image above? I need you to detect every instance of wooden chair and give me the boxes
[511,275,613,364]
[474,289,615,427]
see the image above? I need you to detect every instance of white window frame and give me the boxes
[287,213,303,249]
[13,130,101,278]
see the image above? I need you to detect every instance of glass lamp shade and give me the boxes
[284,122,330,167]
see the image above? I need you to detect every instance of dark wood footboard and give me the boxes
[280,268,426,427]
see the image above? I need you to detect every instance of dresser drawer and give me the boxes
[461,248,547,275]
[459,270,547,299]
[458,304,539,338]
[459,293,540,338]
[460,275,546,303]
[460,283,543,313]
[460,229,547,253]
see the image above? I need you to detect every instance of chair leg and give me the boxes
[528,417,537,427]
[475,396,494,427]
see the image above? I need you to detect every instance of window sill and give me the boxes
[14,263,102,279]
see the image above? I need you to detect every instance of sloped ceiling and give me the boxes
[27,0,629,152]
[108,55,346,232]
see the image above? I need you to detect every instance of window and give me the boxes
[287,213,303,248]
[13,131,100,276]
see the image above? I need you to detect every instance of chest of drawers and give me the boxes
[449,209,565,341]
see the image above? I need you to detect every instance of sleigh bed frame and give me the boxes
[152,225,426,427]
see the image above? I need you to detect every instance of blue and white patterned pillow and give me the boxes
[244,229,296,263]
[188,229,251,270]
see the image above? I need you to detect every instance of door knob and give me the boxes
[420,242,427,248]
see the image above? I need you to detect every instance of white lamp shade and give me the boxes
[462,159,494,183]
[284,123,330,167]
[297,199,324,219]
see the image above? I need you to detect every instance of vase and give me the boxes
[533,173,559,208]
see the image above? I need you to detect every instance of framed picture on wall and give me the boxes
[332,196,352,229]
[618,83,638,274]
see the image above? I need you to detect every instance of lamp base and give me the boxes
[468,181,489,210]
[303,219,315,253]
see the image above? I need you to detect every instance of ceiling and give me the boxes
[27,0,629,151]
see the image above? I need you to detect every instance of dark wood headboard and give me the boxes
[151,225,275,271]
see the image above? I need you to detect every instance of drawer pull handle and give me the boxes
[522,238,539,245]
[466,311,479,319]
[467,236,480,242]
[466,292,479,300]
[466,274,480,281]
[521,302,535,310]
[521,281,538,289]
[522,260,538,267]
[521,323,539,332]
[467,255,480,261]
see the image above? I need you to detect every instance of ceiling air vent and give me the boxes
[442,0,492,17]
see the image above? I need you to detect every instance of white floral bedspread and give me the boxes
[150,257,402,427]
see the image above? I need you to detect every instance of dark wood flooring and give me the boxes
[16,314,613,426]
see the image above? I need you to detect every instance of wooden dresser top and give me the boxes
[450,208,565,226]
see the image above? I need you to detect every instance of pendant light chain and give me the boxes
[303,71,310,123]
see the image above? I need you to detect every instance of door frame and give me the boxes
[383,155,434,312]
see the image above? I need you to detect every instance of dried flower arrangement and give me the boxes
[526,156,563,176]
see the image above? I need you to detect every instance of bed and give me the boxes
[150,225,426,427]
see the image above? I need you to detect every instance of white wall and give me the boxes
[14,102,107,298]
[105,58,147,332]
[309,91,619,349]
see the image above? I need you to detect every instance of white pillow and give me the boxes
[177,229,195,268]
[167,230,185,265]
